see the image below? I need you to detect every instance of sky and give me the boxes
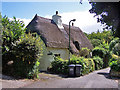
[1,0,103,33]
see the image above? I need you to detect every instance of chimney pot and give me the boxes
[56,11,58,15]
[72,22,74,26]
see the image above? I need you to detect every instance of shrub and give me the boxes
[90,39,102,47]
[2,16,25,55]
[109,54,120,72]
[93,56,103,70]
[82,58,95,75]
[2,16,26,76]
[50,57,69,75]
[109,37,119,51]
[92,47,107,58]
[109,38,120,56]
[99,40,109,50]
[79,48,90,57]
[49,55,95,75]
[10,33,44,79]
[109,57,120,72]
[112,43,120,56]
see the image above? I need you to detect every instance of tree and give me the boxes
[2,15,45,78]
[85,30,113,43]
[2,16,26,76]
[89,2,120,38]
[0,12,2,46]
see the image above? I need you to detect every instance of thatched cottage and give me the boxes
[26,11,93,71]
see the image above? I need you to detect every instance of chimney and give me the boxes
[72,22,74,26]
[56,11,58,15]
[52,11,64,29]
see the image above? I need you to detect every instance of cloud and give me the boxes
[45,11,103,33]
[8,10,103,33]
[9,18,31,27]
[20,18,31,26]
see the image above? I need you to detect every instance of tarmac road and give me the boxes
[22,68,119,88]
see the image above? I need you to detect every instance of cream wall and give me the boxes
[39,47,69,71]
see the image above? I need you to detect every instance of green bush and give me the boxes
[93,56,103,70]
[109,54,120,72]
[99,40,109,50]
[70,55,95,75]
[90,39,102,47]
[109,38,120,56]
[12,33,44,79]
[92,47,107,58]
[2,16,26,76]
[2,15,45,79]
[82,58,95,75]
[50,57,69,75]
[49,55,95,75]
[79,48,90,57]
[112,43,120,56]
[109,38,119,51]
[92,41,111,68]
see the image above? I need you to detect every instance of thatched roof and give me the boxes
[26,14,93,54]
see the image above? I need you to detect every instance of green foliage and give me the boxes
[70,55,95,75]
[49,57,69,75]
[2,16,26,76]
[2,16,25,55]
[109,55,120,72]
[109,54,119,64]
[92,47,107,58]
[112,43,120,56]
[28,61,40,79]
[82,58,95,75]
[49,55,95,75]
[109,38,119,51]
[99,40,109,50]
[109,38,120,56]
[79,48,90,57]
[89,2,120,38]
[86,30,113,43]
[0,12,2,49]
[90,39,102,47]
[13,33,44,79]
[93,56,103,70]
[2,15,44,79]
[70,55,84,65]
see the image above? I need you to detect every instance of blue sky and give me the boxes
[2,2,90,18]
[1,1,103,33]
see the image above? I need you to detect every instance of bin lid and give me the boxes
[75,64,82,67]
[69,64,75,67]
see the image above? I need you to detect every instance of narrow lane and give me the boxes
[23,68,119,88]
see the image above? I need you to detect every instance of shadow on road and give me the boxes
[40,71,82,79]
[1,74,30,80]
[1,74,16,80]
[97,72,120,80]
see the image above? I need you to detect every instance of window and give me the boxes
[54,54,60,57]
[73,41,81,50]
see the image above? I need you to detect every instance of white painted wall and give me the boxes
[39,47,69,71]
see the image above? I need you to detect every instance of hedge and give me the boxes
[93,56,103,70]
[49,55,95,75]
[109,54,120,72]
[13,33,44,79]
